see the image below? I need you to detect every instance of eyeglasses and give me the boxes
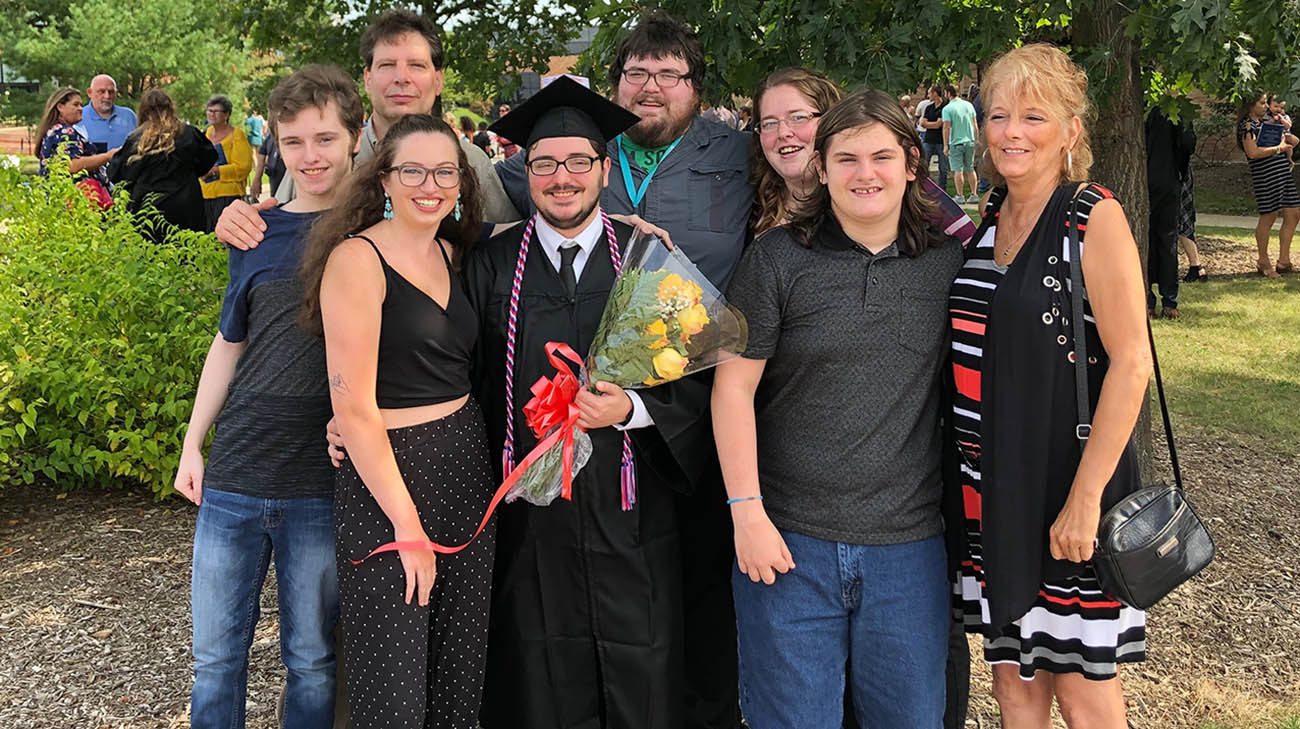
[758,112,822,135]
[385,164,462,188]
[621,68,692,88]
[205,108,227,115]
[526,155,601,176]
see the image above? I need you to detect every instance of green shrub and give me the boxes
[0,160,225,494]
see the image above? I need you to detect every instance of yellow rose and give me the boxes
[676,303,709,338]
[655,273,689,303]
[644,319,667,337]
[652,348,689,381]
[643,375,665,386]
[650,336,670,350]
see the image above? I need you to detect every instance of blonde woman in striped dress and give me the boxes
[946,44,1153,728]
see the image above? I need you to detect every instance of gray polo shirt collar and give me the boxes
[817,212,901,259]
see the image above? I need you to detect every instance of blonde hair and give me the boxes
[130,89,184,164]
[978,43,1093,186]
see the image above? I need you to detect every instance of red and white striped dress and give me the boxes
[948,186,1146,680]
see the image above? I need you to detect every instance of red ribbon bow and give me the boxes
[521,341,586,499]
[349,342,587,565]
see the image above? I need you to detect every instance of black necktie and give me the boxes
[559,243,579,299]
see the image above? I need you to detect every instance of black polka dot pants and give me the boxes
[334,399,496,729]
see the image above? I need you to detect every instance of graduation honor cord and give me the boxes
[502,210,639,510]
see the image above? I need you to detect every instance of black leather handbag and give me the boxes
[1065,194,1215,610]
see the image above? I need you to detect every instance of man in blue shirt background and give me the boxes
[76,74,137,152]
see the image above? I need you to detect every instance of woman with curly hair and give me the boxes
[298,113,492,729]
[748,67,841,235]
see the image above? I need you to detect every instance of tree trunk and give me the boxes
[1073,0,1156,471]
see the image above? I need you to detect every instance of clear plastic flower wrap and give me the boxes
[497,342,594,507]
[504,426,593,506]
[586,229,748,388]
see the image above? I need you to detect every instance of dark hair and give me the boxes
[944,84,958,98]
[360,9,444,70]
[206,94,233,115]
[299,114,482,334]
[268,64,366,146]
[928,84,942,97]
[1235,90,1267,150]
[130,89,183,164]
[459,115,475,134]
[607,10,706,94]
[478,121,488,130]
[786,88,942,257]
[35,87,81,150]
[749,67,842,235]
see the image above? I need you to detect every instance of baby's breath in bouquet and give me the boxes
[587,230,747,388]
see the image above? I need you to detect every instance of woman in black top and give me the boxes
[107,89,217,242]
[299,113,492,729]
[947,44,1151,728]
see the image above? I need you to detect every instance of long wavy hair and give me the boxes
[299,114,483,335]
[1235,90,1266,150]
[128,89,184,164]
[786,88,942,257]
[35,87,81,150]
[750,68,842,235]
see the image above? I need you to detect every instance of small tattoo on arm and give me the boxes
[329,374,350,393]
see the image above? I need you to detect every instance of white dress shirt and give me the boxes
[533,213,653,431]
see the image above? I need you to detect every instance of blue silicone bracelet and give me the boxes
[726,495,763,505]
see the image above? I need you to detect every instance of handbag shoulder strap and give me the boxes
[1066,189,1183,490]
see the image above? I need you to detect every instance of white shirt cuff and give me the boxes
[614,390,654,431]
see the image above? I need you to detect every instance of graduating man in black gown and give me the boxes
[468,77,718,729]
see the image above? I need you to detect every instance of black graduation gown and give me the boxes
[466,219,717,729]
[107,124,217,242]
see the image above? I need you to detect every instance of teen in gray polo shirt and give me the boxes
[713,89,963,728]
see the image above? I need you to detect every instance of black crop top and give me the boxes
[351,235,476,408]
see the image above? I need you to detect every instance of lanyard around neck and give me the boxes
[617,134,683,207]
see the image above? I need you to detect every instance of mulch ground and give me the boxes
[3,423,1296,728]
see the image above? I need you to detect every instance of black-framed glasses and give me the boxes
[385,164,462,188]
[621,68,692,88]
[758,111,822,135]
[526,155,601,176]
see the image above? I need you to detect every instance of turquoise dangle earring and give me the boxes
[383,193,394,220]
[454,195,461,221]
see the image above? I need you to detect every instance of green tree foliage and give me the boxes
[237,0,592,99]
[4,0,252,123]
[0,161,226,495]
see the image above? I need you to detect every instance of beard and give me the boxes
[537,186,602,233]
[622,94,698,148]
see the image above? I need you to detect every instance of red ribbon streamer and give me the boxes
[350,342,588,565]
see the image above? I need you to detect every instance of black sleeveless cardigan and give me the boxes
[943,182,1142,630]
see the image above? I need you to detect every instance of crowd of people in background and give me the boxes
[19,9,1280,729]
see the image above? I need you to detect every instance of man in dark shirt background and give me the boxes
[920,85,948,193]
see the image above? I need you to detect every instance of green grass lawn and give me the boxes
[1152,229,1300,451]
[1195,185,1259,216]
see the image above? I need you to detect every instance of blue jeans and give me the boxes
[191,488,338,729]
[733,530,948,729]
[923,142,949,193]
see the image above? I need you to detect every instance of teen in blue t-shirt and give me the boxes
[174,65,364,729]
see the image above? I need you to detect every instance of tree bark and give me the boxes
[1073,0,1156,471]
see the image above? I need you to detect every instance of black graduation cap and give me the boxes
[489,75,640,148]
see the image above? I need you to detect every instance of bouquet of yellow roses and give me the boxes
[586,229,747,388]
[503,231,746,511]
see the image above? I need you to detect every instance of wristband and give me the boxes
[726,495,763,505]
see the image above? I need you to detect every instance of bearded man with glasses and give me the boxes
[494,13,750,729]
